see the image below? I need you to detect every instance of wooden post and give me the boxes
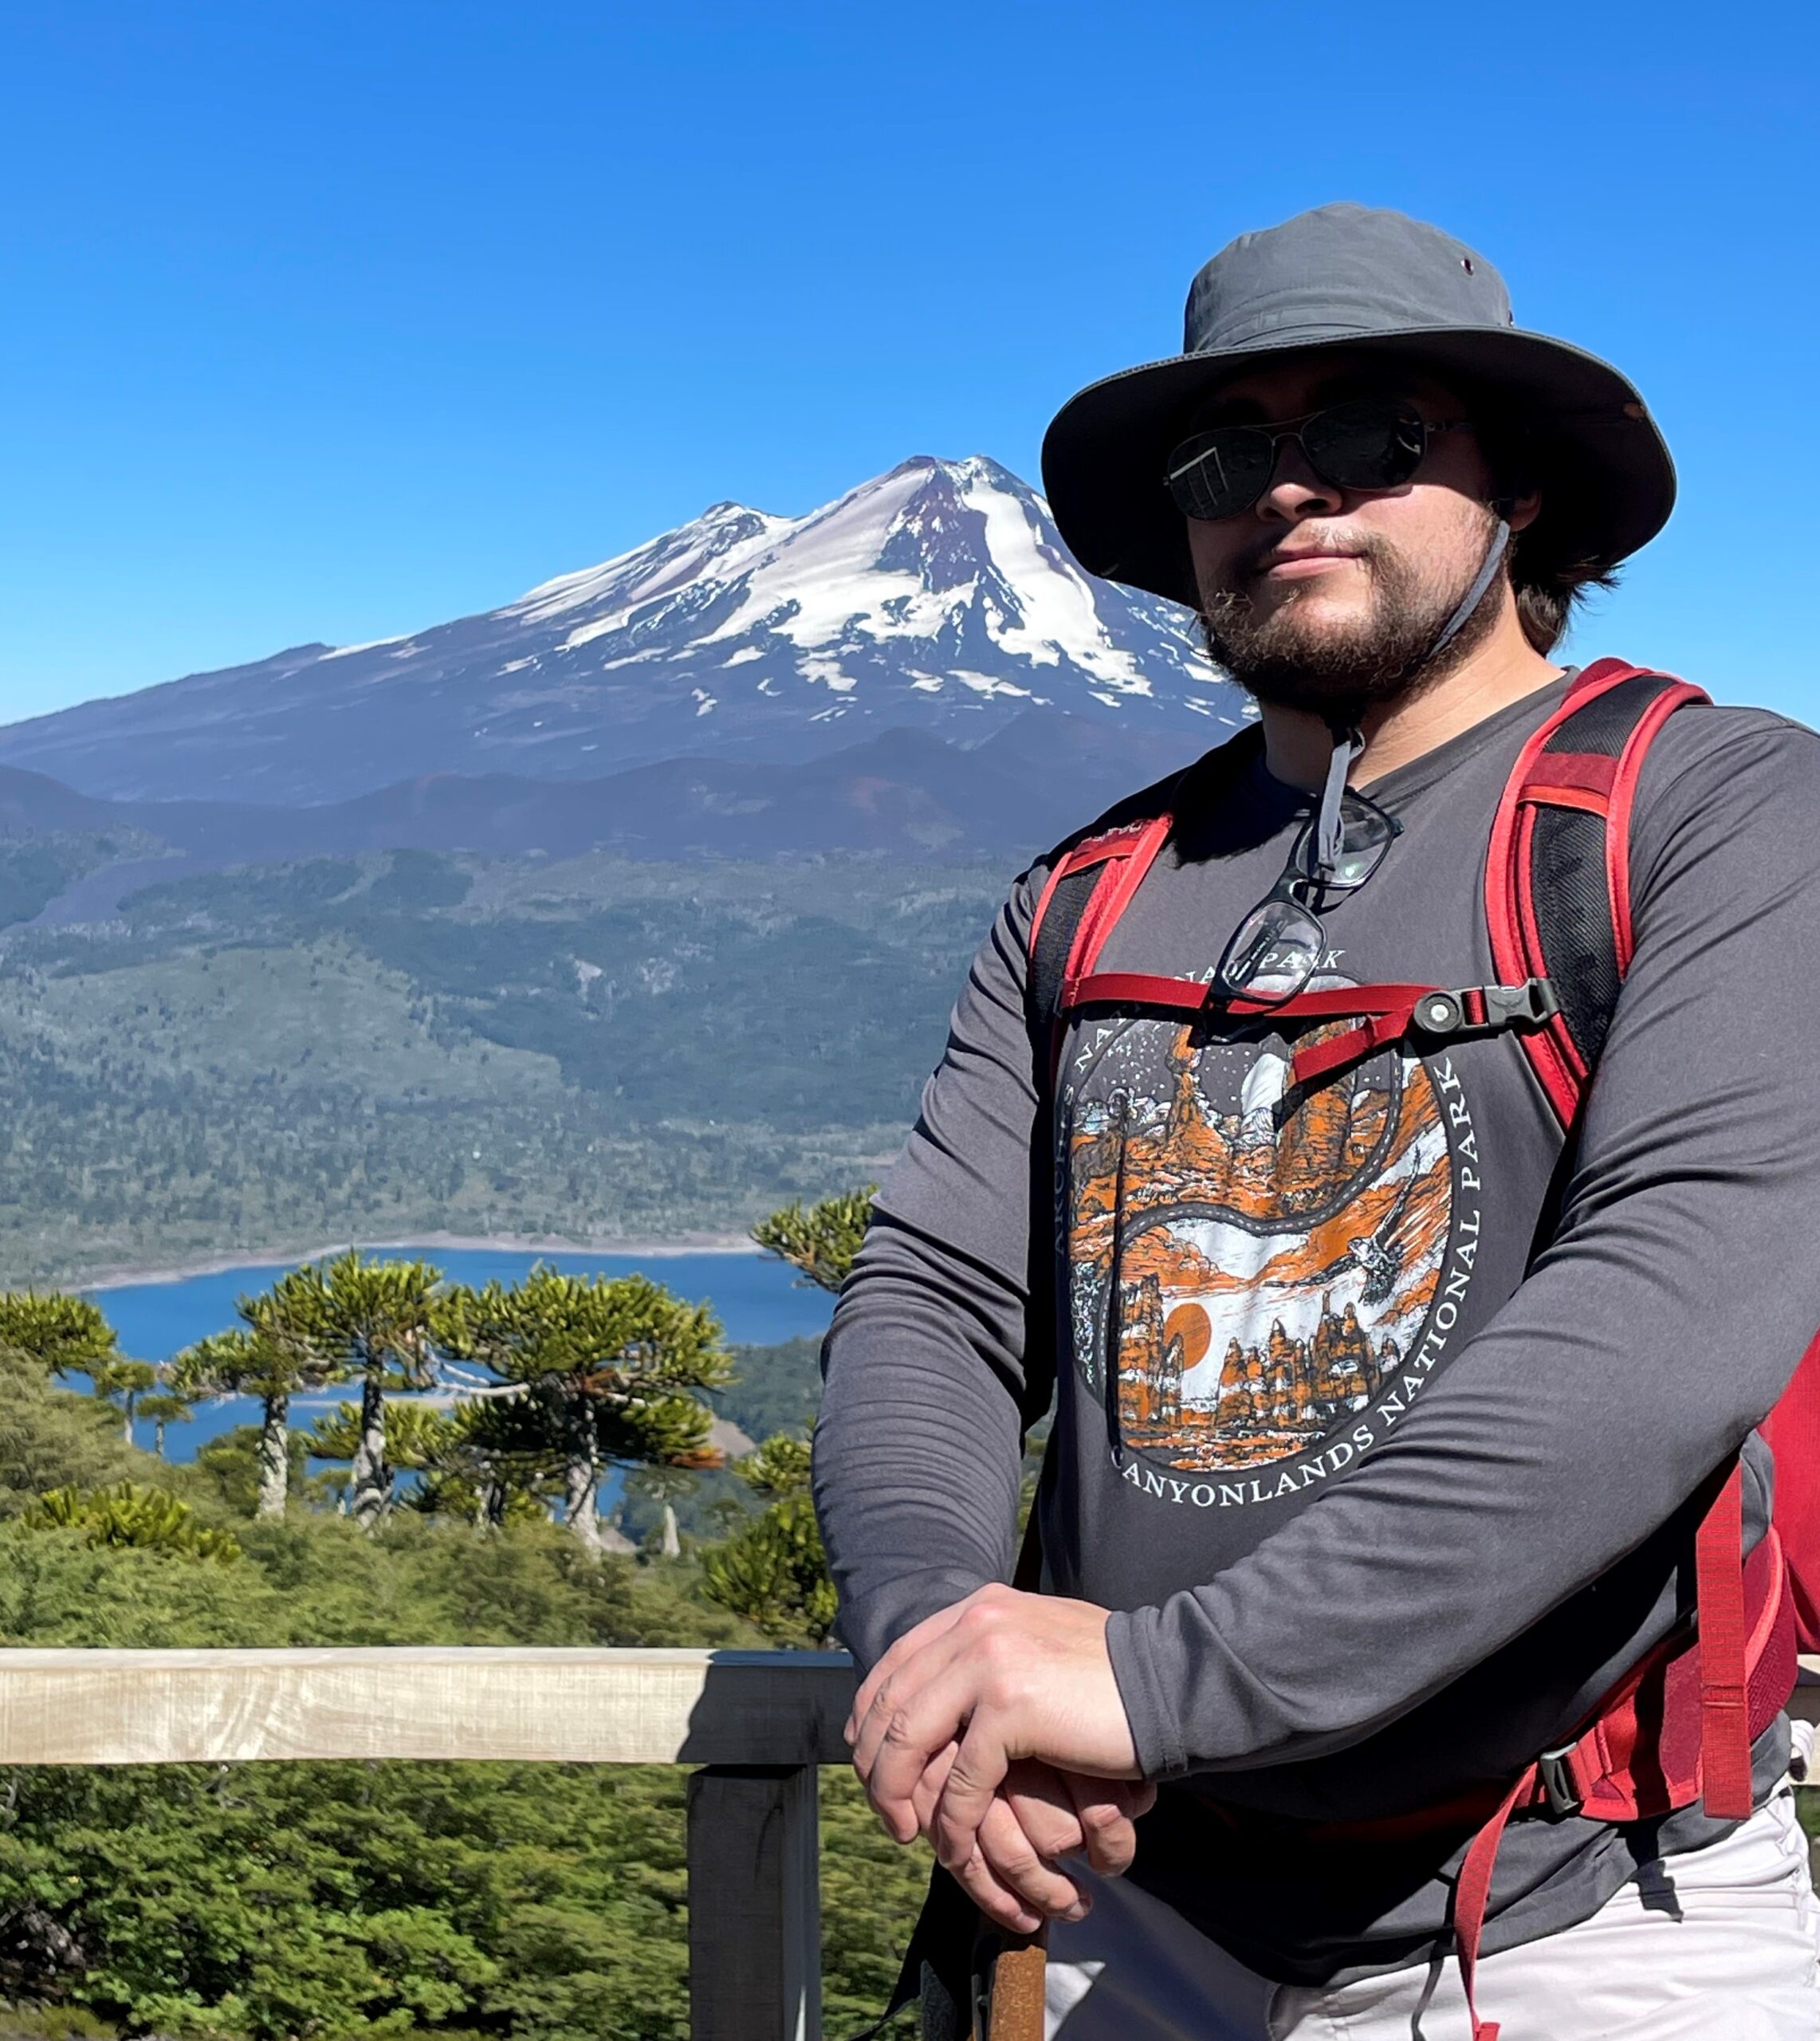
[688,1763,823,2041]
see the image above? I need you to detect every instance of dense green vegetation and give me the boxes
[0,824,957,2034]
[0,1235,928,2040]
[0,849,1001,1284]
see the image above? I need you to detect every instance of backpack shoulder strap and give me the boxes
[1027,808,1175,1041]
[1483,659,1771,1831]
[1485,655,1710,1125]
[1025,730,1268,1054]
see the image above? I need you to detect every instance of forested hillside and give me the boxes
[0,850,1004,1284]
[0,1241,927,2041]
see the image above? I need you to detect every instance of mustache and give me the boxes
[1202,529,1386,619]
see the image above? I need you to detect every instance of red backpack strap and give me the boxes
[1485,656,1710,1126]
[1483,659,1773,1812]
[1448,659,1786,2040]
[1026,812,1175,1087]
[1693,1463,1755,1819]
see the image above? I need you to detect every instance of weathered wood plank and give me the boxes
[0,1647,1809,1772]
[689,1764,822,2041]
[0,1648,855,1767]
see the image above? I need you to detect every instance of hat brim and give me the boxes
[1040,325,1677,611]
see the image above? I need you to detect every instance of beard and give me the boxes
[1198,510,1504,721]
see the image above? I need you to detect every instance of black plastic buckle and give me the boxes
[1413,977,1559,1042]
[1535,1744,1584,1820]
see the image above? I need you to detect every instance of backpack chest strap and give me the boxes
[1061,971,1559,1086]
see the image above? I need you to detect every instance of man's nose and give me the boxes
[1254,436,1342,522]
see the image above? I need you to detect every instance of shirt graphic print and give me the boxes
[1064,1000,1475,1492]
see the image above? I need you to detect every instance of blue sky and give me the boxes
[0,0,1814,725]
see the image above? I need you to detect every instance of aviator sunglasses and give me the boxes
[1214,785,1402,1005]
[1166,399,1468,522]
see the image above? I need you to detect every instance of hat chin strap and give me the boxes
[1313,725,1366,877]
[1427,514,1511,663]
[1314,513,1512,866]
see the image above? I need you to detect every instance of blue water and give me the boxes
[82,1246,833,1463]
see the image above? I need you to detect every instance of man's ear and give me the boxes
[1504,487,1544,535]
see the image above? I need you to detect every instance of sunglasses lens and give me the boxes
[1302,400,1427,492]
[1166,429,1277,521]
[1217,897,1325,1002]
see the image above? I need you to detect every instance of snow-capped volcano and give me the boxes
[0,455,1242,806]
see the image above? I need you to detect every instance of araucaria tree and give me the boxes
[252,1253,444,1525]
[0,1292,122,1379]
[750,1186,874,1294]
[441,1267,729,1550]
[721,1188,878,1643]
[88,1357,159,1446]
[174,1312,342,1520]
[305,1398,470,1513]
[700,1433,839,1645]
[0,1294,162,1449]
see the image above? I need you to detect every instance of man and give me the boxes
[816,203,1820,2038]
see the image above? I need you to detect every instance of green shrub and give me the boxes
[25,1482,242,1563]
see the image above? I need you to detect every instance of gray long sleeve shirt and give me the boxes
[815,677,1820,1981]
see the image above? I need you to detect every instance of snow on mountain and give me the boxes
[0,455,1243,807]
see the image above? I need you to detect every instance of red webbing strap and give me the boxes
[1606,679,1709,973]
[1484,658,1648,1126]
[1063,969,1210,1014]
[1027,819,1159,962]
[1523,751,1619,798]
[1061,977,1444,1020]
[1452,1766,1533,2041]
[1030,812,1175,1091]
[1060,813,1173,997]
[1510,805,1585,1120]
[1695,1461,1754,1819]
[1289,1009,1419,1087]
[1225,984,1441,1020]
[1063,975,1446,1088]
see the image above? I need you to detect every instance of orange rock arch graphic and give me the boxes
[1067,1020,1452,1475]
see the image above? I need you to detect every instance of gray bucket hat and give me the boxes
[1040,203,1675,610]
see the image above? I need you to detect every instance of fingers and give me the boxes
[932,1715,1012,1874]
[949,1838,1044,1936]
[1060,1772,1143,1878]
[858,1750,1137,1932]
[973,1797,1088,1925]
[848,1616,972,1783]
[846,1592,982,1743]
[858,1653,989,1841]
[999,1761,1090,1862]
[908,1741,959,1835]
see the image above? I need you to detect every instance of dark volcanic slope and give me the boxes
[85,711,1211,868]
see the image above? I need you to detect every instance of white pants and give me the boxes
[1048,1768,1820,2040]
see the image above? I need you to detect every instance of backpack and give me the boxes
[1023,658,1818,2041]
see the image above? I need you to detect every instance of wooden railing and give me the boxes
[0,1646,855,2041]
[0,1646,1814,2041]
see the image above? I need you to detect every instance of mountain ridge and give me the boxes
[0,455,1240,808]
[6,707,1219,927]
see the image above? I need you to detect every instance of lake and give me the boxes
[82,1245,835,1463]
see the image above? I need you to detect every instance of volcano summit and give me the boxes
[0,456,1242,808]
